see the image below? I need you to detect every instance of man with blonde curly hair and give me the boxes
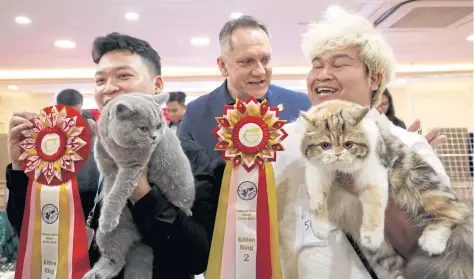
[274,7,448,279]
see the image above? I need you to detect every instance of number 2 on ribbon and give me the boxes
[244,254,250,262]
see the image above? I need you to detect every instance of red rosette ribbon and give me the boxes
[15,105,91,279]
[212,97,288,171]
[207,97,287,279]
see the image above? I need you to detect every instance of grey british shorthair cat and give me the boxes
[82,93,195,279]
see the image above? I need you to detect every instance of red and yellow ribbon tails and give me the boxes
[207,97,287,279]
[16,105,91,279]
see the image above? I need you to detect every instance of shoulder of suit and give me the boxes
[186,92,212,111]
[188,84,223,105]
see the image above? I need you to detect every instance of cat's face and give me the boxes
[106,93,168,148]
[301,100,370,172]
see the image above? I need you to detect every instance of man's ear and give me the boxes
[153,93,169,106]
[370,72,383,92]
[115,101,134,119]
[217,57,228,77]
[153,76,164,94]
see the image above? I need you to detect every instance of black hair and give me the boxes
[372,89,395,118]
[168,91,186,105]
[92,32,161,76]
[56,89,83,106]
[372,89,406,129]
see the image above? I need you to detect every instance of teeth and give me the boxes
[317,87,335,93]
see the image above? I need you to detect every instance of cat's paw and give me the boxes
[309,194,326,216]
[360,227,384,251]
[82,258,123,279]
[98,215,119,234]
[418,228,449,255]
[183,208,193,217]
[82,269,105,279]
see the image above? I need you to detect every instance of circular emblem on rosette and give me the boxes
[212,97,288,172]
[18,105,91,185]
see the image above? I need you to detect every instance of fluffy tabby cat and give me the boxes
[83,93,195,279]
[301,100,472,279]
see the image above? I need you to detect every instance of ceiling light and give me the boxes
[230,12,243,19]
[15,16,31,25]
[326,5,343,16]
[190,37,210,46]
[467,35,473,42]
[125,12,139,21]
[8,85,19,91]
[54,40,76,49]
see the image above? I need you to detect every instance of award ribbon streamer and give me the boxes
[15,105,91,279]
[207,97,287,279]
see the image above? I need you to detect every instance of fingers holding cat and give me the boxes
[87,119,98,138]
[407,119,446,149]
[424,129,446,149]
[8,111,37,170]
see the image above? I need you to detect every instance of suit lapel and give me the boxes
[266,85,285,117]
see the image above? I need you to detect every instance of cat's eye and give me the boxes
[343,141,353,149]
[320,142,331,150]
[156,124,162,129]
[139,126,148,132]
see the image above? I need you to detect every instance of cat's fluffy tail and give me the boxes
[404,213,473,279]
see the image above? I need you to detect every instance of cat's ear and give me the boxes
[115,102,134,119]
[153,93,169,106]
[346,106,370,124]
[300,111,312,124]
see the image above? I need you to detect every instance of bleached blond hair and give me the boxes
[301,7,397,103]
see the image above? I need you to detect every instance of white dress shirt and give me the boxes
[273,109,450,279]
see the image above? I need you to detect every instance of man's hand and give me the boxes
[130,167,151,204]
[384,198,422,259]
[8,112,37,171]
[87,119,98,137]
[407,119,446,148]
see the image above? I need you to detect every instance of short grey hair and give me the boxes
[218,15,270,56]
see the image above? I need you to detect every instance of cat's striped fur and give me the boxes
[301,100,473,279]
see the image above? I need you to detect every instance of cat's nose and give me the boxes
[151,136,157,140]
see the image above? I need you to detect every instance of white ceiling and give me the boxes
[1,0,472,71]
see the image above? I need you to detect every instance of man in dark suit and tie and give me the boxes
[179,15,311,159]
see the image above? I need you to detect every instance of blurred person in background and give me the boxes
[372,89,406,129]
[179,15,311,159]
[56,88,96,134]
[166,91,187,133]
[56,88,84,112]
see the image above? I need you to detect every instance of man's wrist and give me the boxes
[130,183,152,204]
